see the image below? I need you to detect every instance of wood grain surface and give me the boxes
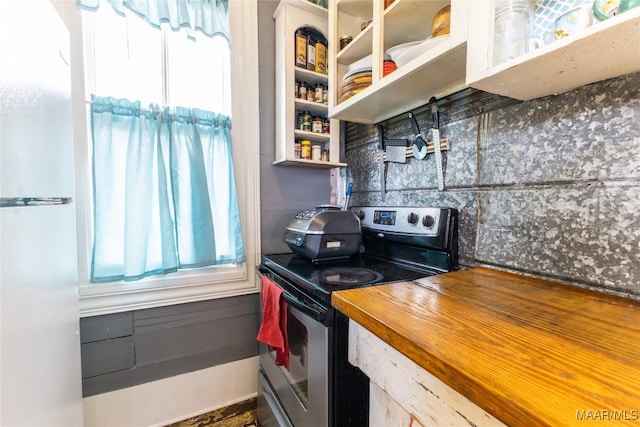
[331,267,640,427]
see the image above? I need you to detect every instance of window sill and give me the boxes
[78,263,259,317]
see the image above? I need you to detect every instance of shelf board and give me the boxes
[273,158,347,168]
[274,0,328,19]
[330,40,467,124]
[294,129,331,142]
[295,66,329,83]
[295,99,329,115]
[468,8,640,100]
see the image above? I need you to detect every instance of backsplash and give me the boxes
[344,71,640,299]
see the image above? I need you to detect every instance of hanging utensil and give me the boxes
[409,112,428,160]
[376,125,386,202]
[379,126,409,164]
[430,97,445,191]
[343,183,352,210]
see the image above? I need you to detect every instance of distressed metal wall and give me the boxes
[345,72,640,299]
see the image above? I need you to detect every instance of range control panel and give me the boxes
[353,206,443,236]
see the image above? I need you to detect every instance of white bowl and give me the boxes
[392,35,449,68]
[386,41,423,63]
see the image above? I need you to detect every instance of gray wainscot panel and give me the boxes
[80,294,260,397]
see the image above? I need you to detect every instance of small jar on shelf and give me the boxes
[299,81,308,99]
[294,139,301,159]
[311,144,322,160]
[312,115,324,133]
[301,111,312,131]
[300,139,312,160]
[314,83,324,103]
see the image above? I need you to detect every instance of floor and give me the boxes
[166,397,259,427]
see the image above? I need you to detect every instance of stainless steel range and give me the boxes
[257,206,458,427]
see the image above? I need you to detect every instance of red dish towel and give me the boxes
[257,275,289,370]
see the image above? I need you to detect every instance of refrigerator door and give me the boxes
[0,0,74,199]
[0,0,84,425]
[1,204,84,426]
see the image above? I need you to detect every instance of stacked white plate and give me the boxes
[387,35,449,68]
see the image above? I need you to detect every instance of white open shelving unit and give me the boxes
[273,0,346,168]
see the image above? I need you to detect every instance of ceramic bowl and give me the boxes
[392,35,449,68]
[386,41,423,63]
[554,4,593,39]
[431,5,451,38]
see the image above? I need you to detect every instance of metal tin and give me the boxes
[301,140,311,160]
[295,29,307,68]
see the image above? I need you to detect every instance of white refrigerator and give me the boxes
[0,0,84,425]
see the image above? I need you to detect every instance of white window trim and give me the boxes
[63,0,261,317]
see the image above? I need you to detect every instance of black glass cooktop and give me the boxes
[261,253,441,306]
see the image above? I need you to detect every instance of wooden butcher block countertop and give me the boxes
[331,267,640,427]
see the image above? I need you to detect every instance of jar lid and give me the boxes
[593,0,620,20]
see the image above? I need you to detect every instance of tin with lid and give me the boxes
[300,139,311,160]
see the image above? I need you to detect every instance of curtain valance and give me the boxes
[78,0,229,39]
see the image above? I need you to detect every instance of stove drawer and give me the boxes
[257,369,294,427]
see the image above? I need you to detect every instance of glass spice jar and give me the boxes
[297,111,304,130]
[294,139,301,158]
[302,111,312,132]
[314,83,323,103]
[299,81,307,100]
[312,115,323,133]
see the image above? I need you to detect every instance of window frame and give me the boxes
[65,0,261,317]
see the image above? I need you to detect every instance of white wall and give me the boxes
[82,356,259,427]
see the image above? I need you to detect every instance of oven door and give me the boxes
[257,270,330,427]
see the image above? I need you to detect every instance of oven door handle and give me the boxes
[258,266,329,324]
[280,291,328,324]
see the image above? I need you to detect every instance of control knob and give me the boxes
[422,215,435,228]
[407,212,419,225]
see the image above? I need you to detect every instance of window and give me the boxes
[84,3,231,113]
[68,0,260,316]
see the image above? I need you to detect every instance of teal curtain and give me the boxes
[90,96,245,282]
[78,0,229,39]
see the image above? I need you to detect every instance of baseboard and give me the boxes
[82,356,259,427]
